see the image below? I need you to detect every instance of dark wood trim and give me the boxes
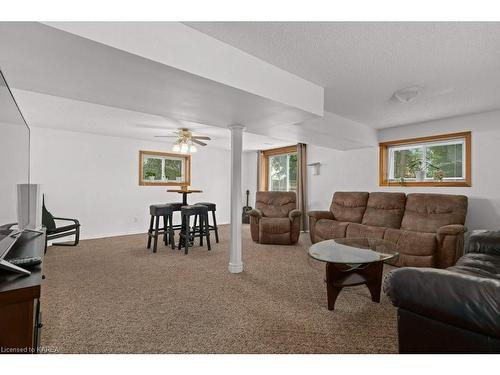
[138,150,191,187]
[0,231,45,353]
[379,131,471,187]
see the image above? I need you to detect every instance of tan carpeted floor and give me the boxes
[40,224,398,353]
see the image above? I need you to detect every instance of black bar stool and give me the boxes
[169,202,184,232]
[147,204,175,253]
[178,205,211,255]
[194,202,219,243]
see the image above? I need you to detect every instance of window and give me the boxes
[379,132,471,187]
[261,146,298,192]
[139,150,191,186]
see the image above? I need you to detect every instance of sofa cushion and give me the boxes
[258,217,291,245]
[329,192,369,223]
[256,192,296,218]
[384,228,438,267]
[401,193,468,233]
[259,217,291,234]
[314,219,349,241]
[346,223,386,239]
[395,254,435,267]
[362,192,406,229]
[385,228,437,256]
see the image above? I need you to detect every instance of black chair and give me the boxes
[178,205,211,255]
[147,204,175,253]
[194,202,219,243]
[42,195,80,249]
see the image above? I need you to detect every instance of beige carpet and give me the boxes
[41,224,398,353]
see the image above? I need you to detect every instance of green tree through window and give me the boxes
[269,152,297,192]
[388,139,465,181]
[164,159,182,181]
[143,158,162,180]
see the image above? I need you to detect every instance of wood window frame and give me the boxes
[139,150,191,186]
[260,145,298,191]
[379,131,471,187]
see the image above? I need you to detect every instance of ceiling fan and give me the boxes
[155,128,211,153]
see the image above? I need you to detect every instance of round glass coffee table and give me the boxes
[308,238,399,311]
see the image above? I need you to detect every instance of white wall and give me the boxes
[30,127,231,240]
[0,121,30,225]
[307,110,500,231]
[241,151,258,208]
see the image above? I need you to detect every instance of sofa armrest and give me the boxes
[289,209,302,221]
[249,209,262,242]
[468,231,500,256]
[248,209,262,218]
[383,267,500,338]
[436,224,466,268]
[437,224,466,236]
[308,210,334,244]
[307,210,334,220]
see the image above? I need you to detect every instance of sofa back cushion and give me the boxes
[362,192,406,229]
[401,193,468,233]
[330,192,369,223]
[256,191,296,218]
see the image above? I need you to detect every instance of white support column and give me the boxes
[228,124,245,273]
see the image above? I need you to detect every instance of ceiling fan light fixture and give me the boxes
[166,128,211,153]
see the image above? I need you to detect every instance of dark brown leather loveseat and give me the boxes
[308,192,468,268]
[249,192,301,245]
[383,240,500,353]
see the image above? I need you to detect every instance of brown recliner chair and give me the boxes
[249,192,302,245]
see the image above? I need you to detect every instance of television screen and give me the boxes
[0,69,30,228]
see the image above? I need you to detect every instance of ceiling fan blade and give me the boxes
[192,136,211,140]
[192,139,207,146]
[154,136,178,138]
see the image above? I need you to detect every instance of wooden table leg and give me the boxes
[358,262,383,303]
[325,262,343,311]
[324,261,384,310]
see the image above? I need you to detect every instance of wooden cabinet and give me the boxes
[0,231,45,354]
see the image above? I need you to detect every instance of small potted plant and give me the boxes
[407,159,426,182]
[145,171,156,181]
[407,158,439,182]
[433,169,444,182]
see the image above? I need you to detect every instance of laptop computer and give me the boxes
[0,229,31,276]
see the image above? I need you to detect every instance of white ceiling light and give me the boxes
[392,86,421,104]
[154,128,211,153]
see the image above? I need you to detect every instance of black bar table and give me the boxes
[167,188,203,247]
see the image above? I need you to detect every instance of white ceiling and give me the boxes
[185,22,500,128]
[0,22,314,152]
[11,89,292,151]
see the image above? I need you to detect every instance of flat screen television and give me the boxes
[0,68,31,275]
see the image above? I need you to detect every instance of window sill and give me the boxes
[139,181,188,187]
[380,180,471,187]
